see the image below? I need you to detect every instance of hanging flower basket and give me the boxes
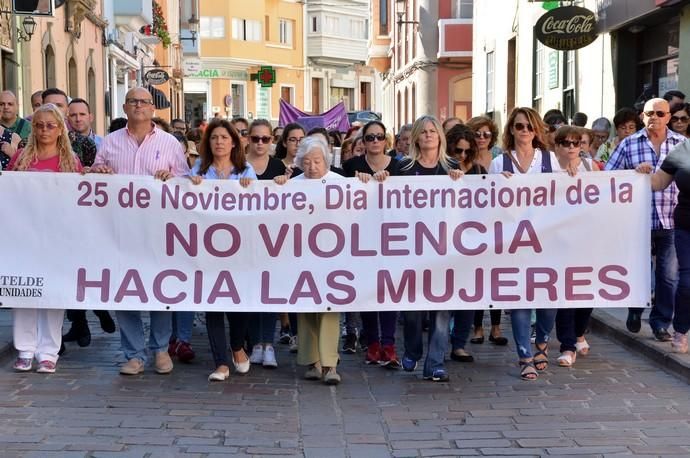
[152,0,172,48]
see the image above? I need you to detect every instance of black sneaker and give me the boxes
[94,310,116,334]
[342,333,357,354]
[279,326,291,344]
[63,324,91,347]
[626,310,642,333]
[653,327,672,342]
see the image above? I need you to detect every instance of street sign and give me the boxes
[145,69,170,86]
[535,6,598,51]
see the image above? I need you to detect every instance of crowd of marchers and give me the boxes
[1,86,689,383]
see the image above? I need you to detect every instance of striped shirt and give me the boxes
[605,127,686,230]
[93,124,189,176]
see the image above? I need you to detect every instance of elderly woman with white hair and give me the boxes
[275,136,344,384]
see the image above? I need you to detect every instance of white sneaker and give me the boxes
[249,344,264,364]
[289,335,298,353]
[263,345,278,368]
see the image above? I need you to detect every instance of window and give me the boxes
[200,17,225,38]
[533,39,544,111]
[44,45,55,89]
[325,16,340,35]
[379,0,388,35]
[281,86,294,104]
[486,51,494,113]
[232,18,261,41]
[351,19,365,39]
[451,0,473,19]
[310,15,319,32]
[280,19,293,46]
[231,84,245,117]
[68,58,78,98]
[563,51,576,121]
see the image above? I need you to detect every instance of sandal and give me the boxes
[557,351,576,367]
[575,339,590,356]
[519,360,538,381]
[533,344,548,371]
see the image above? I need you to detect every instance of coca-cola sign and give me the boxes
[144,69,170,86]
[535,6,598,51]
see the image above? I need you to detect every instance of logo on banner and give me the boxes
[0,274,44,298]
[535,6,598,51]
[144,69,170,86]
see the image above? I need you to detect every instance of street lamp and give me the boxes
[180,13,199,46]
[395,0,418,27]
[16,15,37,42]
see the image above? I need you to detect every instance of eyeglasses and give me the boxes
[513,122,533,132]
[239,129,249,137]
[474,131,492,139]
[34,122,59,131]
[548,123,564,133]
[250,135,272,144]
[364,133,386,142]
[454,147,473,156]
[557,140,579,148]
[287,137,303,144]
[671,115,689,123]
[644,110,668,118]
[125,99,154,106]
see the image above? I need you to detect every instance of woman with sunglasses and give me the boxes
[465,116,501,171]
[342,120,402,367]
[488,107,558,381]
[372,115,464,382]
[552,126,599,367]
[668,103,690,139]
[245,119,287,368]
[274,122,306,168]
[189,118,256,380]
[8,104,82,374]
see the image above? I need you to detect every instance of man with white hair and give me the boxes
[606,98,686,340]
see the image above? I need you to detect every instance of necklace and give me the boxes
[214,164,234,178]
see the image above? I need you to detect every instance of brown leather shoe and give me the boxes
[154,351,173,374]
[120,358,144,375]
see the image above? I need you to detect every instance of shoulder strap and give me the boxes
[581,158,591,171]
[16,118,26,134]
[541,150,552,173]
[502,153,514,173]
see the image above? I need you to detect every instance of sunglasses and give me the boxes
[474,131,492,139]
[513,122,533,132]
[557,140,579,148]
[239,129,249,137]
[287,137,303,144]
[644,110,668,118]
[548,123,563,133]
[671,115,689,123]
[454,147,473,156]
[250,135,272,144]
[364,133,386,142]
[34,122,59,131]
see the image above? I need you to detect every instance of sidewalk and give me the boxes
[0,307,688,381]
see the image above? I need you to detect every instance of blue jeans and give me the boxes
[648,229,678,331]
[248,312,277,345]
[451,310,474,350]
[116,311,172,363]
[171,312,195,343]
[673,229,690,334]
[510,309,556,360]
[403,310,450,376]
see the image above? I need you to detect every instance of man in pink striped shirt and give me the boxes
[91,87,190,375]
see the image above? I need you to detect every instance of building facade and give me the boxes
[184,0,306,126]
[472,0,690,131]
[305,0,375,114]
[368,0,473,130]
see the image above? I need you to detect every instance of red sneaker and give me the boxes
[365,341,381,365]
[167,338,177,357]
[379,344,401,369]
[175,341,195,363]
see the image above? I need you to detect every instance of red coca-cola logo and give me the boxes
[535,6,598,51]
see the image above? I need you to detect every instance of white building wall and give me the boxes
[473,0,617,128]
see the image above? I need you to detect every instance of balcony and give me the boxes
[437,19,472,61]
[114,0,153,33]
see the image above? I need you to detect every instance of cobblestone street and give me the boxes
[0,313,689,457]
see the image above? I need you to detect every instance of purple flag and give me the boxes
[279,99,351,132]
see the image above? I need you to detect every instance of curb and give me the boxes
[590,309,690,384]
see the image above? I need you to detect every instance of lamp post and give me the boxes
[16,15,37,42]
[180,13,199,46]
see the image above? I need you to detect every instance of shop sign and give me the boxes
[144,69,170,86]
[187,68,249,80]
[535,6,598,51]
[183,59,202,74]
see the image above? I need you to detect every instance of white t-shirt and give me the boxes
[488,148,559,175]
[291,170,344,180]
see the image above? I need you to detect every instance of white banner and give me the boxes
[0,171,651,312]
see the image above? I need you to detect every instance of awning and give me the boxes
[147,85,170,110]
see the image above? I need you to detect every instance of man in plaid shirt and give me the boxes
[605,98,687,340]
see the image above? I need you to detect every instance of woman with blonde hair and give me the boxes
[8,104,82,373]
[488,107,558,381]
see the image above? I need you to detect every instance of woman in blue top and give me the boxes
[190,118,257,381]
